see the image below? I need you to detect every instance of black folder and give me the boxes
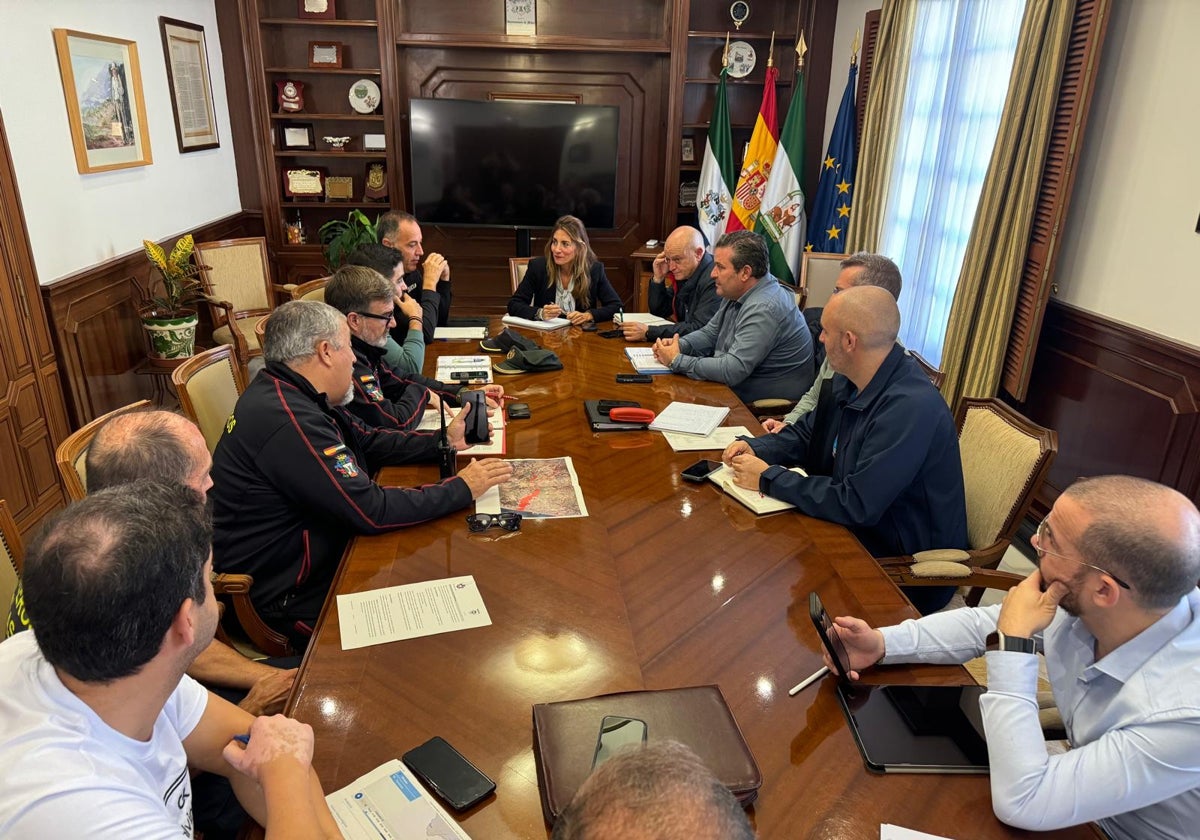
[584,400,650,431]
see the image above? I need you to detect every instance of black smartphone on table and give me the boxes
[681,459,722,482]
[591,715,648,770]
[616,373,654,384]
[598,328,623,338]
[402,736,496,811]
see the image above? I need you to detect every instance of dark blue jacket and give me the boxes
[346,335,463,432]
[746,344,967,559]
[507,257,621,322]
[645,253,718,341]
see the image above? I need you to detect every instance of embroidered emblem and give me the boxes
[360,375,384,402]
[332,452,359,478]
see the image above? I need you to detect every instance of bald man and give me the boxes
[723,286,966,612]
[825,476,1200,838]
[622,226,718,342]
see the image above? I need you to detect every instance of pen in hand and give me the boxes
[788,666,829,696]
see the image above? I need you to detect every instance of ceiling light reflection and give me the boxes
[711,573,726,594]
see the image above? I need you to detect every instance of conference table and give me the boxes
[285,320,1099,839]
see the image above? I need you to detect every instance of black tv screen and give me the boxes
[408,98,618,229]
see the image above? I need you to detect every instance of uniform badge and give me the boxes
[359,374,384,402]
[332,452,359,478]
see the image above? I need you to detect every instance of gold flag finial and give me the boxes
[767,31,776,68]
[723,32,730,69]
[851,29,860,65]
[795,31,808,70]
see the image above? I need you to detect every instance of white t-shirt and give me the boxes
[0,631,208,838]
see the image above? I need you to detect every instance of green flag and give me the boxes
[696,68,736,247]
[756,69,807,285]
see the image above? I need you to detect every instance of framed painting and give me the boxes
[159,17,220,153]
[53,29,153,174]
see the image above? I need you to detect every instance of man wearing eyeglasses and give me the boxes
[620,226,718,342]
[822,475,1200,838]
[325,264,503,433]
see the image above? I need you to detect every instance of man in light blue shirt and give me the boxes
[651,230,814,405]
[825,475,1200,839]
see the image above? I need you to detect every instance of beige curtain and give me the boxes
[939,0,1075,408]
[845,0,918,253]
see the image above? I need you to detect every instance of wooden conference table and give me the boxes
[285,321,1097,840]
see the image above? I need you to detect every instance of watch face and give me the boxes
[727,41,756,79]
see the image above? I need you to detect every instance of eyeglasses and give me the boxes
[355,309,395,323]
[1033,516,1131,590]
[466,512,522,533]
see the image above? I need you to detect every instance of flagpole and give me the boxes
[768,31,775,68]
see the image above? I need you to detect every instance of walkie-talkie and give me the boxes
[437,405,457,479]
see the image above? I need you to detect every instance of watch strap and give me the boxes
[997,631,1037,654]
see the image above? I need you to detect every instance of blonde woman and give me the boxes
[507,215,622,325]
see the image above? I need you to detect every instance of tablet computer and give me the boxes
[809,592,990,774]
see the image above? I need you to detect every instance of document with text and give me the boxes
[662,425,751,452]
[337,575,492,651]
[327,759,472,840]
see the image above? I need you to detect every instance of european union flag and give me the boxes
[806,62,858,253]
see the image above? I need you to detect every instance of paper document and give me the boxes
[434,326,487,341]
[880,826,952,840]
[475,457,589,519]
[337,575,492,651]
[435,354,493,385]
[502,314,571,331]
[327,758,472,840]
[662,426,750,452]
[417,407,505,456]
[708,463,806,515]
[649,401,730,436]
[616,312,672,326]
[624,347,671,374]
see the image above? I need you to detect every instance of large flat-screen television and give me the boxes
[408,98,618,229]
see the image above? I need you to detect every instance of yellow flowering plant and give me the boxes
[140,234,208,317]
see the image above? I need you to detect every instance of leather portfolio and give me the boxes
[531,685,762,823]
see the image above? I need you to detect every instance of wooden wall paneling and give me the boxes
[1017,299,1200,513]
[41,211,264,427]
[397,0,670,44]
[216,0,264,213]
[801,0,839,207]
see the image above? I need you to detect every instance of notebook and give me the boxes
[647,401,729,436]
[532,685,761,824]
[583,400,650,432]
[809,592,989,774]
[707,463,806,514]
[624,347,671,374]
[502,314,572,331]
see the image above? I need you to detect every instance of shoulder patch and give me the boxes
[323,443,347,457]
[330,451,360,478]
[359,375,385,402]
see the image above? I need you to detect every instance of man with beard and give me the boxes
[620,226,718,342]
[377,210,451,343]
[0,483,338,838]
[324,264,502,432]
[823,475,1200,838]
[211,301,511,650]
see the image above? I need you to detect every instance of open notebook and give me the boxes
[708,463,807,514]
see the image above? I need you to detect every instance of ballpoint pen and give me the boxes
[788,666,829,696]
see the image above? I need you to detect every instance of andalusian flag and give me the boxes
[806,60,858,252]
[756,52,807,285]
[727,65,779,232]
[696,67,736,247]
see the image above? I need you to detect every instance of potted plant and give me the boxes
[318,209,378,270]
[139,234,206,360]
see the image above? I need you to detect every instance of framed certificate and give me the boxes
[308,41,343,69]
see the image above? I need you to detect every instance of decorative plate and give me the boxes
[727,41,756,79]
[348,78,381,114]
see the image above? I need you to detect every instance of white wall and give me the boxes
[822,0,877,154]
[0,0,240,285]
[1052,0,1200,347]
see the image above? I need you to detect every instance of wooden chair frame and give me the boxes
[509,257,531,293]
[281,276,330,301]
[212,572,294,658]
[0,499,23,575]
[877,397,1057,604]
[54,400,154,501]
[799,251,844,309]
[172,344,248,453]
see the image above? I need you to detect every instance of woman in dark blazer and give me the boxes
[507,215,621,325]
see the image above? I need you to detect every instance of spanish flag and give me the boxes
[726,65,778,232]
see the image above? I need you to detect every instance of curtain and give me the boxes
[939,0,1076,408]
[846,0,918,254]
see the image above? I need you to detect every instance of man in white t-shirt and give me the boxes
[0,482,339,838]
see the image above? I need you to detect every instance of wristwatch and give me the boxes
[997,631,1037,654]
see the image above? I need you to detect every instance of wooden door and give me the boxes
[0,112,70,537]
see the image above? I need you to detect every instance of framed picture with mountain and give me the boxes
[53,29,153,174]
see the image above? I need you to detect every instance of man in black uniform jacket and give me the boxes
[621,225,719,343]
[324,264,503,432]
[210,301,511,649]
[378,210,452,344]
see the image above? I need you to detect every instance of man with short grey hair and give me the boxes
[652,229,815,405]
[552,741,754,840]
[762,250,902,432]
[377,210,452,343]
[211,301,511,649]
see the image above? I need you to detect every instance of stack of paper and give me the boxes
[708,463,807,515]
[327,759,472,839]
[433,326,487,341]
[435,354,493,385]
[648,401,730,436]
[624,347,671,374]
[417,405,505,456]
[617,312,673,327]
[661,426,751,452]
[502,314,571,331]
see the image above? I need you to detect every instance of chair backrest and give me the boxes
[193,237,274,325]
[287,276,329,302]
[509,257,531,293]
[909,350,945,389]
[956,398,1057,552]
[172,345,248,453]
[0,500,22,636]
[800,252,844,308]
[55,400,154,501]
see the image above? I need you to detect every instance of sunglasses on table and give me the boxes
[466,512,522,532]
[1032,515,1131,590]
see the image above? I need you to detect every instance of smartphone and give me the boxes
[597,399,640,415]
[581,321,598,332]
[598,328,623,339]
[402,736,496,812]
[591,715,648,770]
[616,374,654,384]
[507,402,531,420]
[681,459,722,482]
[808,592,851,679]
